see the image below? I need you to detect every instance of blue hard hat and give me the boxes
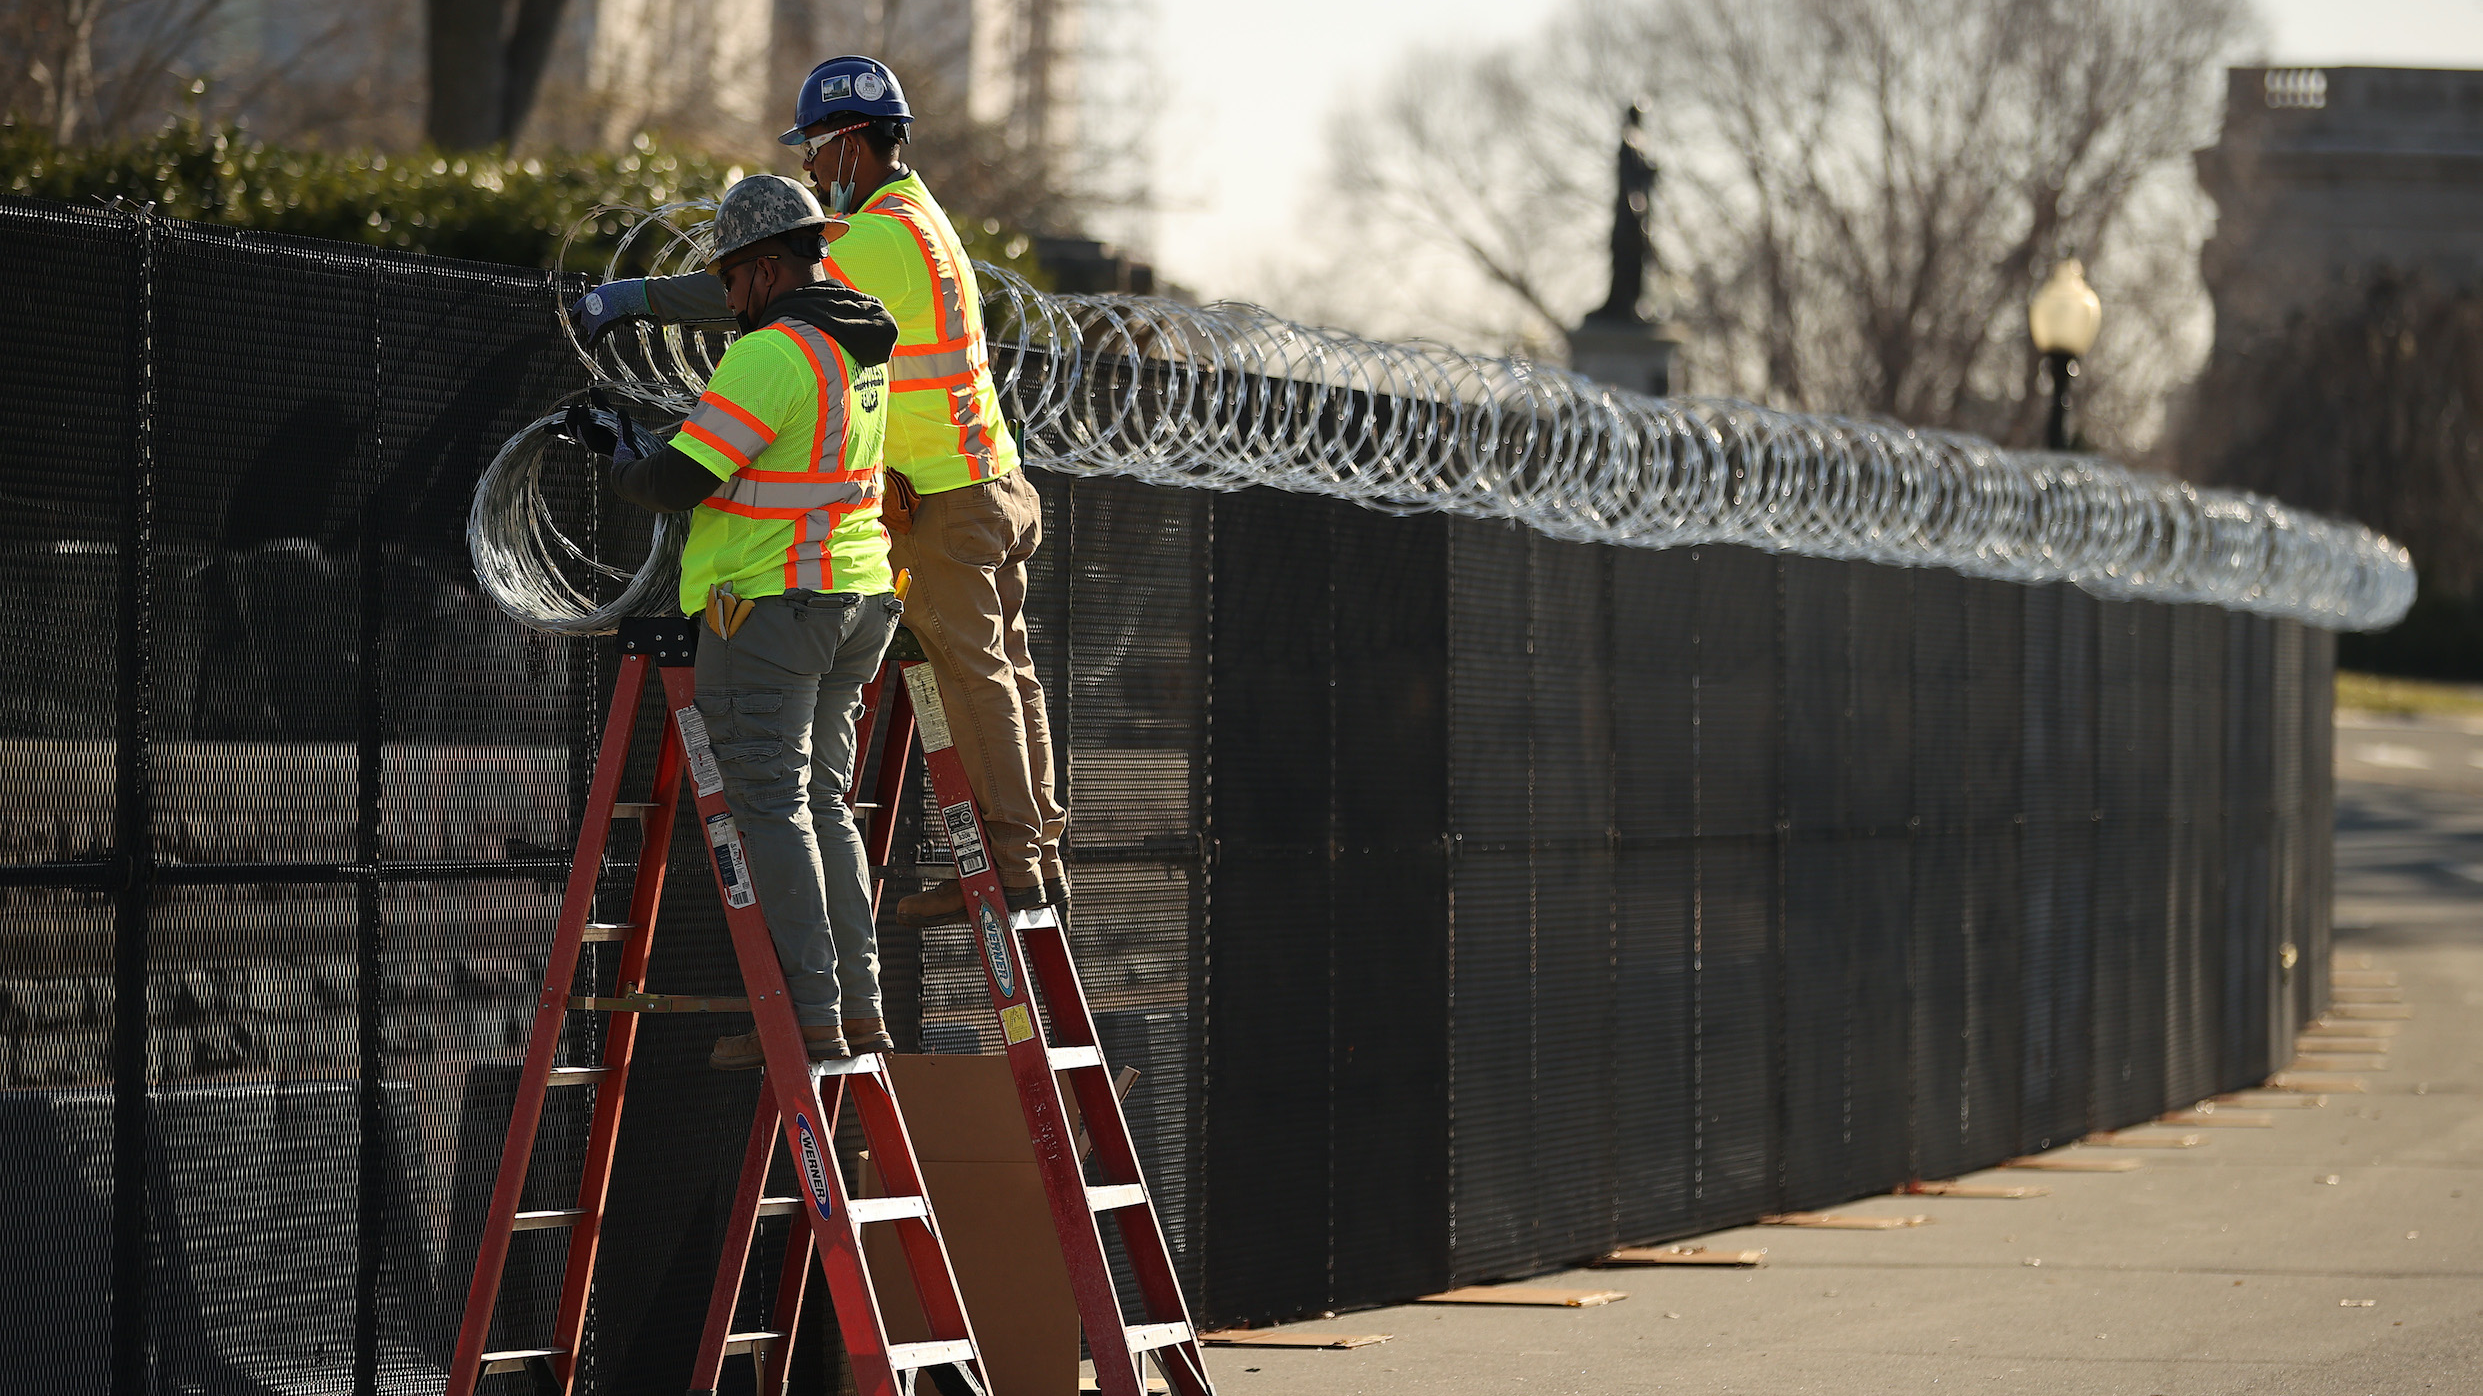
[780,56,911,145]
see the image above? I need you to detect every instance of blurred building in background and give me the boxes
[2197,66,2483,359]
[40,0,1150,183]
[2188,67,2483,677]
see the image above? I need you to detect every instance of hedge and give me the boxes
[0,114,1042,278]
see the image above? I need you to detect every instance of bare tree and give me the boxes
[1325,0,2253,451]
[1,0,410,147]
[426,0,570,149]
[2,0,233,141]
[2189,271,2483,597]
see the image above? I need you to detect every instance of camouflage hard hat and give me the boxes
[707,174,828,268]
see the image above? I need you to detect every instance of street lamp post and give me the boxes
[2028,258,2102,450]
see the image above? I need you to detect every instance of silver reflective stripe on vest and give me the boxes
[787,508,846,591]
[686,396,772,463]
[889,345,974,388]
[714,474,877,511]
[773,321,851,466]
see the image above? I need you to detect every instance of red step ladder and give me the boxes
[858,634,1217,1396]
[447,616,987,1396]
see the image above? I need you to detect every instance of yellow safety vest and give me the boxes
[669,317,892,614]
[821,174,1020,495]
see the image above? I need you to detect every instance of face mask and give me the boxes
[729,260,770,334]
[825,139,861,215]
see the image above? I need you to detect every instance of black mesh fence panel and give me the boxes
[1911,570,1972,1179]
[1608,548,1699,1244]
[1528,536,1618,1267]
[0,201,129,872]
[1326,506,1451,1310]
[1693,548,1780,1223]
[1203,486,1334,1319]
[2,203,2346,1377]
[1446,518,1538,1281]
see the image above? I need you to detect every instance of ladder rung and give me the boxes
[568,992,750,1013]
[809,1051,886,1078]
[848,1195,930,1224]
[511,1208,586,1231]
[609,802,658,819]
[479,1348,564,1374]
[547,1066,609,1086]
[887,1339,976,1371]
[722,1330,782,1356]
[1047,1045,1104,1071]
[1124,1322,1192,1354]
[1087,1183,1148,1212]
[756,1195,802,1217]
[580,922,634,943]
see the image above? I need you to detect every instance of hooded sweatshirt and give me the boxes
[612,281,899,513]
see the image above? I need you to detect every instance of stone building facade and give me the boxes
[2196,65,2483,355]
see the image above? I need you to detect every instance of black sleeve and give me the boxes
[611,443,722,513]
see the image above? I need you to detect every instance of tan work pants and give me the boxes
[888,468,1065,889]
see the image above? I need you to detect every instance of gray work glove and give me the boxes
[568,278,652,344]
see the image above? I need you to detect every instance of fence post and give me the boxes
[110,206,160,1396]
[353,256,389,1396]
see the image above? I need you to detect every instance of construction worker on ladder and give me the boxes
[585,173,905,1069]
[575,55,1068,933]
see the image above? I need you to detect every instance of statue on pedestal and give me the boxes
[1567,102,1682,397]
[1589,102,1659,327]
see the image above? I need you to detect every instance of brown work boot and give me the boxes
[843,1017,897,1054]
[894,878,968,927]
[894,878,1048,927]
[709,1023,849,1071]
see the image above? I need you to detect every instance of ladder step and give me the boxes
[1124,1322,1193,1354]
[722,1330,782,1356]
[580,922,634,943]
[809,1051,886,1078]
[547,1066,609,1086]
[1047,1045,1104,1071]
[568,992,750,1013]
[479,1347,564,1375]
[756,1195,802,1217]
[887,1339,977,1371]
[1086,1183,1148,1212]
[512,1208,586,1231]
[848,1195,930,1224]
[609,802,658,819]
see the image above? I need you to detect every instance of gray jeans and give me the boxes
[693,589,902,1026]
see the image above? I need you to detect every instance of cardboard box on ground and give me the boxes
[860,1053,1085,1395]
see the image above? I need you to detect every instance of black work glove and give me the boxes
[556,390,665,466]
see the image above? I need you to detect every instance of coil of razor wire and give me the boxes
[470,201,2414,635]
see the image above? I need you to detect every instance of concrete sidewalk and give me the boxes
[1202,777,2483,1396]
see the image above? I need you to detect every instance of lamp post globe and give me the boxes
[2028,258,2102,450]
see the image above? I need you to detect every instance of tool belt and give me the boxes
[881,470,922,535]
[881,469,1007,536]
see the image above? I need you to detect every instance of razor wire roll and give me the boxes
[469,203,2416,636]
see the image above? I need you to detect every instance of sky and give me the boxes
[1137,0,2483,304]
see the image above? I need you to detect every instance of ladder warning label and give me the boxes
[940,802,989,879]
[674,706,725,796]
[793,1112,835,1221]
[705,812,755,908]
[1001,1002,1035,1045]
[904,665,954,751]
